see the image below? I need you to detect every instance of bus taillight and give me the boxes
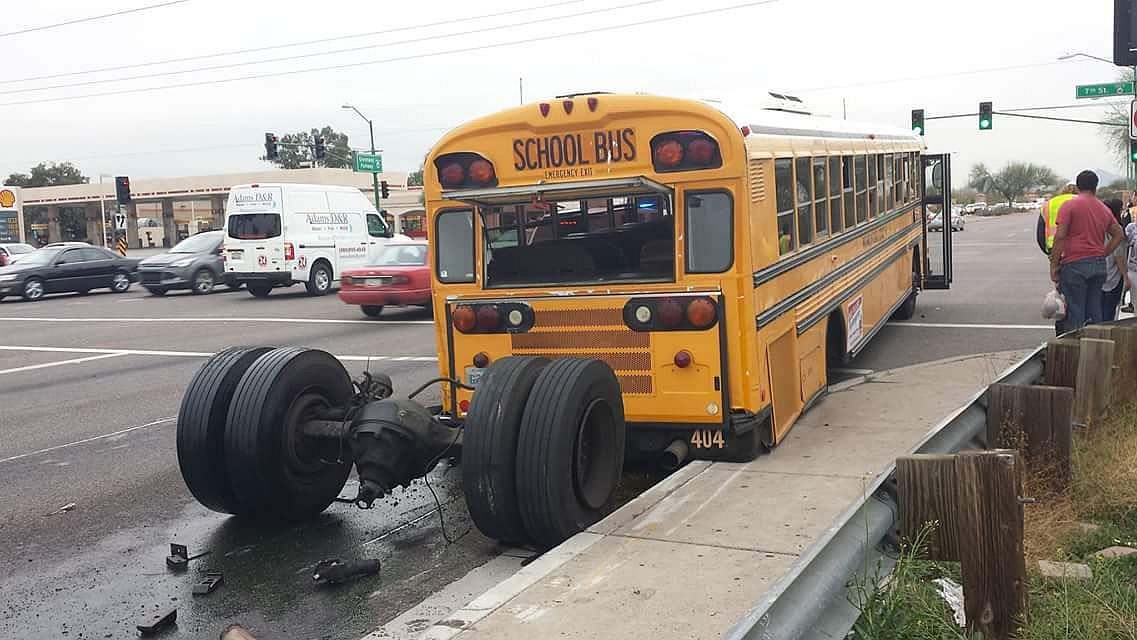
[452,302,534,334]
[650,131,722,173]
[435,153,498,189]
[623,296,719,331]
[686,298,717,329]
[453,305,477,332]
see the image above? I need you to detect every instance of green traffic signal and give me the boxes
[1130,140,1137,163]
[980,119,991,130]
[978,101,993,131]
[911,109,925,136]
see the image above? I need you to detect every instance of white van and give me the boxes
[222,183,397,297]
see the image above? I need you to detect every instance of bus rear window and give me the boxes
[483,194,673,287]
[228,214,281,240]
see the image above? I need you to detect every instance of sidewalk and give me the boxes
[408,350,1027,640]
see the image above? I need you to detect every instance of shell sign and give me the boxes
[0,189,15,209]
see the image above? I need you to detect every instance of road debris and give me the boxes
[46,502,76,516]
[219,624,258,639]
[192,572,224,595]
[136,608,177,635]
[312,558,381,585]
[165,543,210,571]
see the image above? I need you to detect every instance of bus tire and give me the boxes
[462,356,550,544]
[224,347,353,520]
[516,358,625,549]
[893,268,919,321]
[306,261,333,296]
[177,346,275,514]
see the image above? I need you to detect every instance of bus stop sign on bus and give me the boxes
[353,152,383,173]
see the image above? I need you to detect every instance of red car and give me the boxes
[339,241,431,317]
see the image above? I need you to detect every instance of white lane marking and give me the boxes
[889,322,1053,330]
[0,352,127,375]
[830,367,874,375]
[0,316,433,325]
[0,416,177,465]
[0,344,438,362]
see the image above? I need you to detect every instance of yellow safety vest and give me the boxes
[1044,193,1076,251]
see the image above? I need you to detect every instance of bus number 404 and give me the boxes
[690,430,725,449]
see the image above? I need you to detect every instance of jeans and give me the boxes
[1102,281,1124,322]
[1058,257,1107,330]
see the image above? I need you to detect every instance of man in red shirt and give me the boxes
[1050,170,1124,330]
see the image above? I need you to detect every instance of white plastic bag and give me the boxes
[1042,288,1066,320]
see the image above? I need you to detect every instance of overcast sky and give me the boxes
[0,0,1131,186]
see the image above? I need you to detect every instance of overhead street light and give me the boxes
[341,104,382,213]
[1058,52,1116,65]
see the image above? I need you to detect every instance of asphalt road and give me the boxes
[0,212,1051,639]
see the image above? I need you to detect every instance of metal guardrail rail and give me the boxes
[722,346,1047,640]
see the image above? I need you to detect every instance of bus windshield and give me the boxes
[482,193,673,287]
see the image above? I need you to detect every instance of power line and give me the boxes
[10,0,669,95]
[0,1,191,38]
[788,60,1070,93]
[0,0,782,108]
[3,0,584,84]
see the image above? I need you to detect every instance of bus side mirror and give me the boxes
[931,161,944,191]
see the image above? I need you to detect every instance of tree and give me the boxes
[266,126,351,169]
[407,169,424,186]
[951,187,979,205]
[1099,69,1134,167]
[968,162,1059,206]
[4,161,89,187]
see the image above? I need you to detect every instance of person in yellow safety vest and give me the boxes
[1036,183,1078,254]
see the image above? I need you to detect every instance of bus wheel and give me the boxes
[462,356,549,544]
[516,358,625,549]
[893,270,919,321]
[224,347,353,520]
[177,346,274,514]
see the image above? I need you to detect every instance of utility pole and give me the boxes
[343,105,382,211]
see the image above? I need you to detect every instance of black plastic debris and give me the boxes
[136,609,176,635]
[192,573,224,595]
[312,558,381,585]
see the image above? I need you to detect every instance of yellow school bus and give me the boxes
[424,93,953,546]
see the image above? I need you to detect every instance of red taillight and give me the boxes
[674,350,692,368]
[440,163,465,187]
[653,139,683,168]
[469,160,495,185]
[658,299,683,328]
[740,125,750,136]
[284,242,294,261]
[687,138,715,165]
[391,274,410,285]
[476,305,502,331]
[472,352,490,368]
[687,297,717,329]
[453,305,477,333]
[342,275,353,285]
[459,399,470,413]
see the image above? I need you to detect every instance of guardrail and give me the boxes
[723,346,1047,640]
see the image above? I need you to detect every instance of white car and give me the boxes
[0,242,35,266]
[222,183,402,298]
[963,202,987,214]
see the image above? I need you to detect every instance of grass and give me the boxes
[851,403,1137,639]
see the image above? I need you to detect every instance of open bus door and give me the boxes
[921,154,952,290]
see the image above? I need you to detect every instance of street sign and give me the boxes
[115,213,127,230]
[353,152,383,173]
[1076,81,1135,99]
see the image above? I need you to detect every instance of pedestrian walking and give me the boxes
[1050,171,1125,330]
[1101,198,1130,321]
[1125,214,1137,313]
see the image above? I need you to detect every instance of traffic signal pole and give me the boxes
[368,118,381,212]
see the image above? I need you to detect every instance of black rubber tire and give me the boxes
[306,262,332,296]
[893,267,919,321]
[462,356,550,544]
[110,271,131,293]
[224,347,353,520]
[190,268,215,295]
[248,283,272,298]
[516,358,626,549]
[146,287,167,296]
[177,346,275,514]
[361,305,384,318]
[21,276,44,301]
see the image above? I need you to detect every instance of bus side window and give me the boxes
[867,154,878,218]
[841,156,855,229]
[854,155,868,223]
[774,158,795,255]
[795,157,814,246]
[828,156,842,234]
[812,157,829,237]
[883,154,894,211]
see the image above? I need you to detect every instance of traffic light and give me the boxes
[114,176,131,205]
[978,101,993,130]
[380,180,390,199]
[911,108,925,136]
[1129,140,1137,164]
[264,133,279,160]
[314,136,326,160]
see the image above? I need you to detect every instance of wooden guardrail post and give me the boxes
[1086,325,1137,405]
[956,450,1027,640]
[1074,337,1114,427]
[1043,338,1080,388]
[897,455,960,561]
[985,383,1073,490]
